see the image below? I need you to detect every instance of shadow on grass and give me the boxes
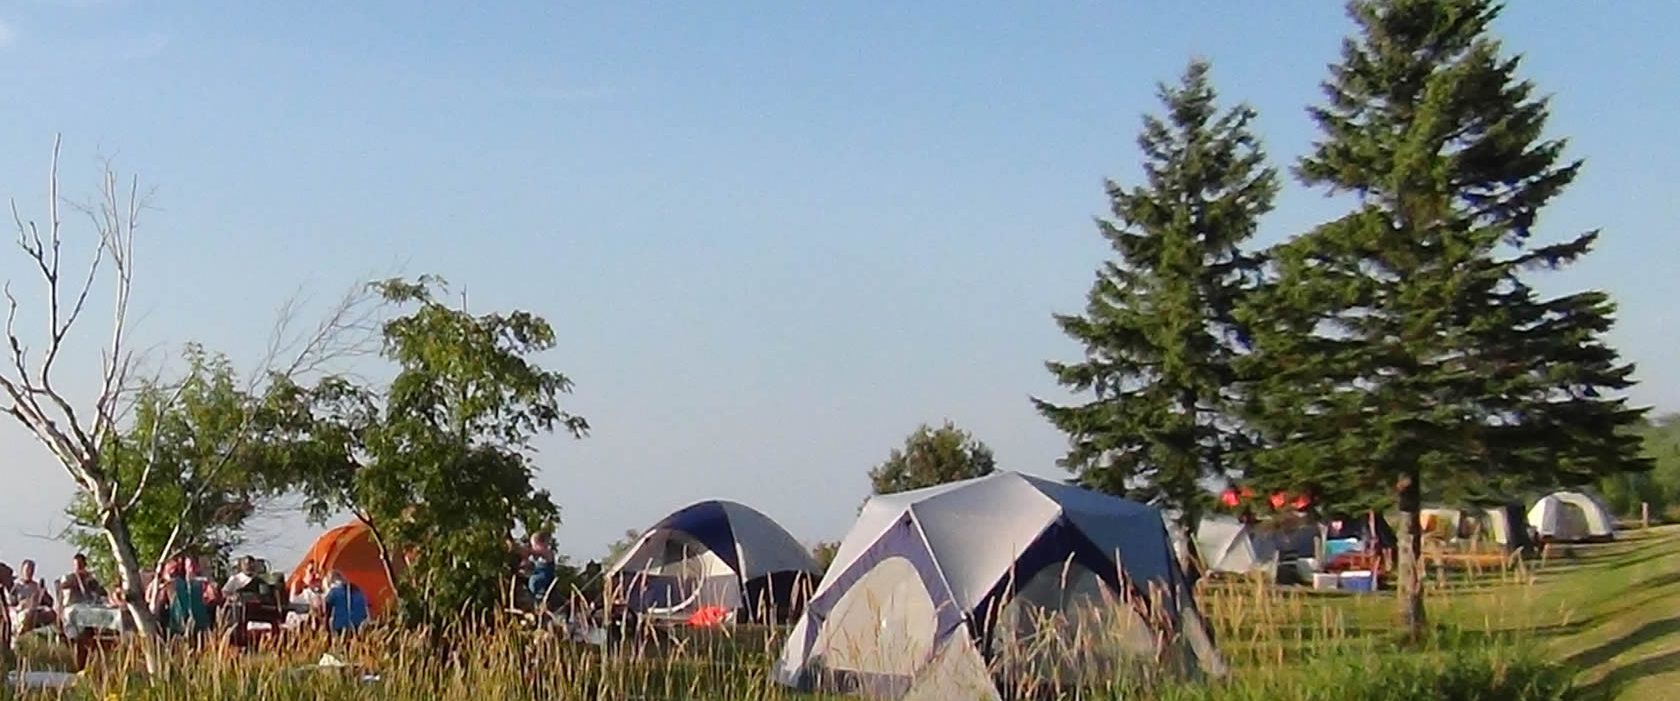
[1574,649,1680,701]
[1562,615,1680,672]
[1603,544,1678,573]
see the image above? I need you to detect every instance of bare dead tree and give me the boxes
[0,135,165,665]
[1,137,388,673]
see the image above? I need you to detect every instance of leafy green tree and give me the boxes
[64,345,303,579]
[1035,60,1275,540]
[1601,414,1680,519]
[811,541,840,571]
[604,529,643,564]
[1239,0,1647,634]
[868,421,997,495]
[295,275,589,623]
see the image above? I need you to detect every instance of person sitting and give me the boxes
[58,554,108,608]
[10,559,55,640]
[0,562,15,664]
[320,571,369,635]
[221,556,284,648]
[220,556,261,599]
[526,531,558,610]
[286,562,325,629]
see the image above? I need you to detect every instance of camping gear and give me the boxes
[773,471,1222,700]
[1311,573,1340,590]
[607,499,820,624]
[686,605,730,627]
[1338,571,1376,592]
[1324,538,1361,558]
[288,522,399,616]
[1528,491,1616,543]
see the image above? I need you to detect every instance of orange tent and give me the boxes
[287,521,399,616]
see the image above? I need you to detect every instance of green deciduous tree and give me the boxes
[295,275,589,623]
[65,346,290,578]
[1035,60,1276,540]
[1239,0,1647,635]
[868,421,997,495]
[811,541,840,572]
[604,529,642,564]
[1600,414,1680,519]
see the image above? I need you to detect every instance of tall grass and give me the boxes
[6,556,1584,700]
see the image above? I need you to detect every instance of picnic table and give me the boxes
[60,603,126,670]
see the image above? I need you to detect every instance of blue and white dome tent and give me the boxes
[773,471,1223,700]
[606,499,821,624]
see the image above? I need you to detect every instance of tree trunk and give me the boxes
[1176,516,1203,589]
[1395,471,1425,639]
[356,513,402,604]
[99,504,162,673]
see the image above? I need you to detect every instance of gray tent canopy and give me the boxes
[774,472,1223,700]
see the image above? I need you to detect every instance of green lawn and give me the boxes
[1303,524,1678,699]
[1522,526,1680,700]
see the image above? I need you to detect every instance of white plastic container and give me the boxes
[1311,572,1340,590]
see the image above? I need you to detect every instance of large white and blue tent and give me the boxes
[773,472,1221,700]
[607,499,820,623]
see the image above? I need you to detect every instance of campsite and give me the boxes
[6,500,1679,699]
[1,0,1677,698]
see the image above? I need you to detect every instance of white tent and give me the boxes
[1176,517,1277,577]
[1527,491,1616,543]
[607,499,821,622]
[1420,503,1532,551]
[773,472,1221,700]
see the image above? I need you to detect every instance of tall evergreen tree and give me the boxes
[1035,60,1276,540]
[1239,0,1647,635]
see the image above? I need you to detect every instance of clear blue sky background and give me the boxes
[0,1,1673,571]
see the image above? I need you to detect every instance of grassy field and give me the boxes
[8,525,1677,699]
[1195,523,1680,700]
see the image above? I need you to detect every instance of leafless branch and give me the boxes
[255,276,388,392]
[121,377,190,512]
[151,277,388,569]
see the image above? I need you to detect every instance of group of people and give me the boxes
[0,554,117,646]
[0,549,371,656]
[148,553,370,641]
[286,560,369,634]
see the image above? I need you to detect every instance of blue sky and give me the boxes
[0,1,1673,571]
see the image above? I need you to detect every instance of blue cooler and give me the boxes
[1338,570,1376,592]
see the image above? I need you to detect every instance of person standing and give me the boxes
[320,571,369,635]
[160,557,215,641]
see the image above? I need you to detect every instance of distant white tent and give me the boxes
[1527,491,1616,543]
[773,472,1221,700]
[1420,503,1533,551]
[1169,516,1277,577]
[607,499,821,623]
